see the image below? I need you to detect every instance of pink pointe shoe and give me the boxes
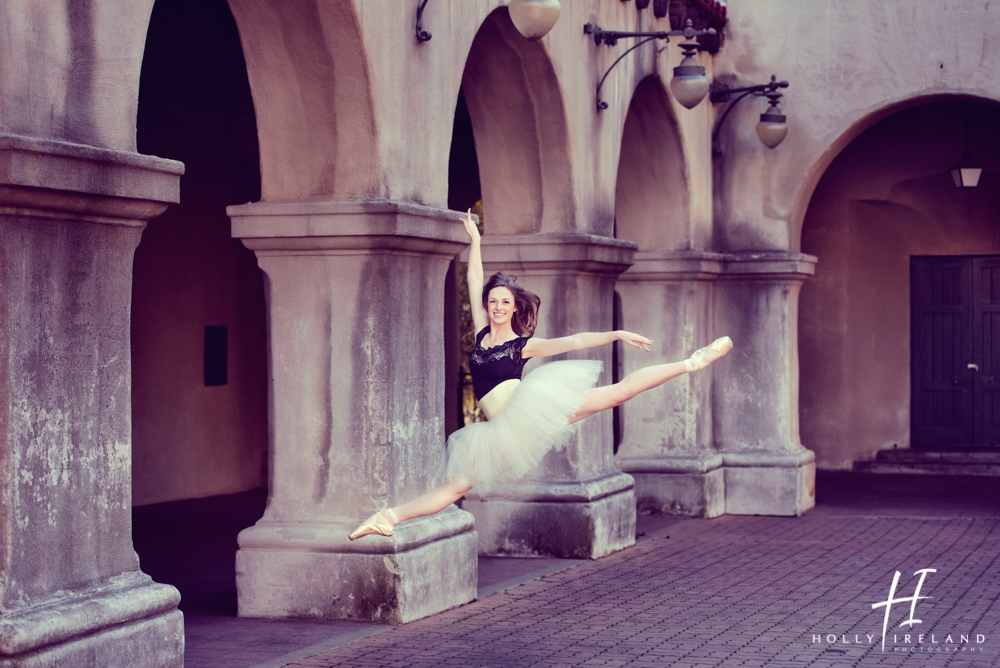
[348,509,399,541]
[684,336,733,372]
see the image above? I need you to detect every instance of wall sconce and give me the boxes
[418,0,561,43]
[583,19,716,111]
[509,0,562,41]
[950,103,983,188]
[710,75,790,155]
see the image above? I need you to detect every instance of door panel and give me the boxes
[972,257,1000,445]
[911,257,973,447]
[911,256,1000,447]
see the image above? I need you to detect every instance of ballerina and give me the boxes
[349,210,732,540]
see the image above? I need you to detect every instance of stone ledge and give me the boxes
[463,471,635,504]
[718,251,818,280]
[236,526,478,624]
[474,233,637,275]
[0,133,183,221]
[229,198,469,256]
[722,448,816,468]
[618,250,725,282]
[237,506,475,556]
[0,572,180,657]
[0,611,183,668]
[617,453,724,474]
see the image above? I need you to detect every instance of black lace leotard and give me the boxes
[469,327,532,401]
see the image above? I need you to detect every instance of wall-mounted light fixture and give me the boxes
[418,0,561,43]
[710,75,790,155]
[416,0,433,42]
[950,103,983,188]
[583,19,716,111]
[509,0,562,41]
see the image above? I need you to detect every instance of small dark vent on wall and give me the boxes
[204,326,228,386]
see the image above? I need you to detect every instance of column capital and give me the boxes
[478,233,637,276]
[0,134,183,223]
[228,198,468,256]
[618,250,818,283]
[619,250,725,282]
[718,251,818,281]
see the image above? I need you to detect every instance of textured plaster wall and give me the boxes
[799,101,1000,469]
[130,0,267,505]
[0,0,155,150]
[224,1,713,237]
[712,0,1000,252]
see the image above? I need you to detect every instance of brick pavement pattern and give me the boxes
[283,514,1000,668]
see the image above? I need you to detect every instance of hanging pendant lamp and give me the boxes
[950,103,983,189]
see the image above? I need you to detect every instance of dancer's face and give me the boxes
[487,287,516,327]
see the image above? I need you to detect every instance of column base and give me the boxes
[617,454,725,518]
[236,506,477,624]
[0,573,183,667]
[723,449,816,516]
[463,472,636,559]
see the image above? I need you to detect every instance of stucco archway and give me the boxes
[460,7,574,235]
[798,97,1000,469]
[132,0,267,505]
[614,75,689,250]
[226,0,379,201]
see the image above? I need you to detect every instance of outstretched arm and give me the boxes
[521,331,652,359]
[464,210,488,333]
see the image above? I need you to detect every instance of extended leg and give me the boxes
[348,479,473,540]
[570,336,732,424]
[392,479,473,522]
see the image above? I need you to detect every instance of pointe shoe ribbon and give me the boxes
[684,336,733,372]
[348,508,399,541]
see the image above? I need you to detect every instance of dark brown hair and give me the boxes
[482,271,541,337]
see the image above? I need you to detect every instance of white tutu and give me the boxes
[444,359,603,490]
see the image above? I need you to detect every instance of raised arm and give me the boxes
[521,330,652,359]
[464,210,488,333]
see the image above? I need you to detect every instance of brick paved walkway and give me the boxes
[281,476,1000,668]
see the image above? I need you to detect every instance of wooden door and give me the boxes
[911,255,1000,447]
[972,257,1000,445]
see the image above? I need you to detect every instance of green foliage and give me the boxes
[458,200,486,425]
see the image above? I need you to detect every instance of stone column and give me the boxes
[229,200,477,624]
[614,251,726,518]
[714,252,818,516]
[461,234,638,559]
[0,135,184,667]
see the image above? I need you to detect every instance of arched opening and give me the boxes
[446,89,483,435]
[133,0,267,507]
[446,7,575,431]
[130,0,270,634]
[460,7,573,235]
[614,76,689,251]
[612,76,691,458]
[799,98,1000,470]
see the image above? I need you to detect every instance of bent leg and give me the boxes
[391,479,474,523]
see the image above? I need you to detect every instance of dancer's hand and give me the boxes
[618,331,653,352]
[463,209,481,243]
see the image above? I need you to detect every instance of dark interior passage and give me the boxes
[133,0,268,505]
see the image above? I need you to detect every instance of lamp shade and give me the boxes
[756,109,788,149]
[670,61,709,109]
[508,0,561,41]
[949,152,983,188]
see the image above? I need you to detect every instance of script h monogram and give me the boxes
[871,568,936,652]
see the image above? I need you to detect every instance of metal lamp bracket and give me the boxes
[416,0,432,42]
[710,74,788,156]
[584,19,715,111]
